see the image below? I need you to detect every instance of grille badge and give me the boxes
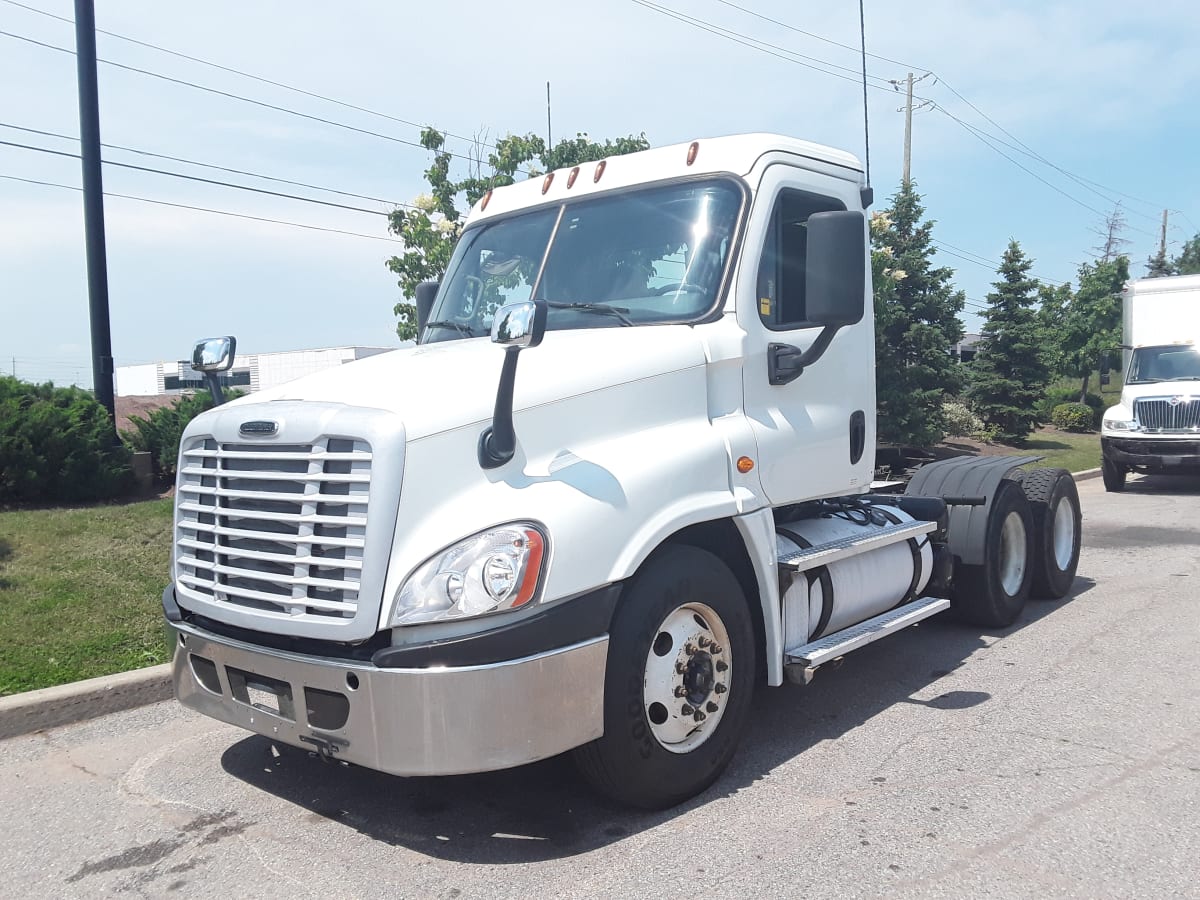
[239,420,278,436]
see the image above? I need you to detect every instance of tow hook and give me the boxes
[299,734,347,763]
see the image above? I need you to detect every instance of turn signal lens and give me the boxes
[736,456,755,473]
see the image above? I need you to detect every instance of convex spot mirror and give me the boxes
[491,300,548,349]
[192,336,237,372]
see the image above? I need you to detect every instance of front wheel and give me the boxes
[573,544,756,809]
[1102,456,1127,492]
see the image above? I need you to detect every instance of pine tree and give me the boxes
[1172,233,1200,275]
[872,183,966,447]
[967,241,1050,444]
[1146,247,1176,278]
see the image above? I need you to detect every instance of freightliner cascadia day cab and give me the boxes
[165,134,1083,809]
[1100,274,1200,491]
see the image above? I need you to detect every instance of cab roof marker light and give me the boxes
[687,141,700,166]
[567,166,580,189]
[542,172,554,194]
[594,159,607,183]
[481,189,493,211]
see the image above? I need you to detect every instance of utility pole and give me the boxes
[890,72,931,186]
[73,0,116,439]
[546,81,552,150]
[1160,209,1169,261]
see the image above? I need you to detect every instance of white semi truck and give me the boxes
[1101,274,1200,491]
[165,134,1082,808]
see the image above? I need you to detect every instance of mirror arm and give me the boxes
[768,326,839,385]
[203,371,226,406]
[478,346,522,469]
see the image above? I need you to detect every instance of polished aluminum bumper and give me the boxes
[169,620,608,776]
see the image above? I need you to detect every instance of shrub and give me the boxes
[0,377,132,504]
[1036,387,1104,425]
[1051,402,1095,433]
[941,401,984,438]
[123,392,238,478]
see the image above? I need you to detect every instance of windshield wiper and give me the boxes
[545,301,635,326]
[423,320,480,336]
[1163,375,1200,381]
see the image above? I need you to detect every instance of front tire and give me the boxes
[1102,456,1127,492]
[1020,467,1082,599]
[951,480,1035,628]
[573,544,756,810]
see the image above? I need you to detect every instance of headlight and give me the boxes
[390,524,547,626]
[1102,418,1138,431]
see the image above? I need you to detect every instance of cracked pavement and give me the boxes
[1,473,1197,898]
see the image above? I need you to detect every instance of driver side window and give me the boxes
[757,189,845,330]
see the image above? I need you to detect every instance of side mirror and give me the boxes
[491,299,547,348]
[805,210,866,328]
[191,336,236,372]
[414,281,439,339]
[191,335,236,405]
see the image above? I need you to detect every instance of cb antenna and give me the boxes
[858,0,872,204]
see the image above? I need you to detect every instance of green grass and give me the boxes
[0,498,174,696]
[1019,429,1101,473]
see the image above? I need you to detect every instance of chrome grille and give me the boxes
[175,438,372,621]
[1134,397,1200,433]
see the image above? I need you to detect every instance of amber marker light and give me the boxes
[512,529,546,608]
[594,159,607,182]
[736,456,755,473]
[687,141,700,166]
[480,189,493,210]
[542,172,555,194]
[567,166,580,188]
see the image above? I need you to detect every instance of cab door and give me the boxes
[740,162,875,505]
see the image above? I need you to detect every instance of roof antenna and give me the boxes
[857,0,873,208]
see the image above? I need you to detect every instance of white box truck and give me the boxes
[165,134,1082,808]
[1101,274,1200,491]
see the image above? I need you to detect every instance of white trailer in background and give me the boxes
[1101,274,1200,491]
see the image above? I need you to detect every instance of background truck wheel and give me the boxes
[1102,457,1127,492]
[1019,467,1081,599]
[573,544,756,810]
[951,480,1034,628]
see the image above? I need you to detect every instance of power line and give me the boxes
[0,0,495,153]
[0,174,401,243]
[0,29,503,172]
[0,137,397,217]
[1,122,407,208]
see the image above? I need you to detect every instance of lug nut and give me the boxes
[681,704,694,716]
[693,710,706,722]
[675,661,687,674]
[709,644,723,655]
[714,683,727,694]
[674,686,687,698]
[715,660,728,673]
[706,701,719,713]
[684,643,698,656]
[698,636,711,648]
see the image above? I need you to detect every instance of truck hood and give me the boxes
[233,326,710,440]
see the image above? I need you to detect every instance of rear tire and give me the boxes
[951,480,1034,627]
[1019,468,1081,599]
[572,544,755,810]
[1102,457,1127,492]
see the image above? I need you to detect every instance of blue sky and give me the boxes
[2,0,1197,387]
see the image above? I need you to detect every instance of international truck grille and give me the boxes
[175,438,371,621]
[1134,397,1200,433]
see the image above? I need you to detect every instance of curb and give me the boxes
[0,663,173,741]
[1073,467,1102,482]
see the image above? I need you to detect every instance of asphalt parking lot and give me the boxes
[1,474,1197,899]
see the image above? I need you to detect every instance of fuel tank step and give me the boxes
[785,595,950,670]
[776,519,937,574]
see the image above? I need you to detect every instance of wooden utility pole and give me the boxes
[1160,209,1169,261]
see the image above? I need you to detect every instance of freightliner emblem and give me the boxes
[239,420,278,436]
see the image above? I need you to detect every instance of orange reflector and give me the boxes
[542,172,555,194]
[513,529,545,608]
[736,456,755,473]
[480,189,493,211]
[687,141,699,166]
[594,159,607,182]
[567,166,580,188]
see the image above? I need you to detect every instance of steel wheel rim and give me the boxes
[1052,497,1076,571]
[999,511,1028,596]
[642,602,732,754]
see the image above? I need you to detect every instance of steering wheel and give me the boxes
[652,282,706,296]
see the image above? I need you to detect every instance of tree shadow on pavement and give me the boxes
[220,577,1093,865]
[1122,473,1200,495]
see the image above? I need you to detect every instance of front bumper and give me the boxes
[1102,436,1200,470]
[169,618,608,776]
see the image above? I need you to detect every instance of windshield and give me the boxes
[422,178,743,342]
[1127,345,1200,384]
